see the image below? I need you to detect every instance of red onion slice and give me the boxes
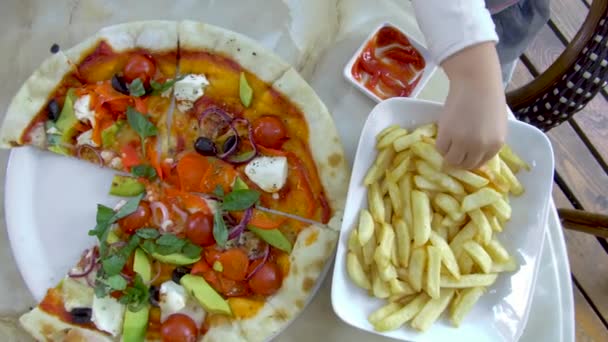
[246,243,269,280]
[68,248,98,278]
[76,144,103,166]
[228,207,253,240]
[121,272,133,282]
[217,124,239,159]
[147,261,162,285]
[199,106,233,122]
[150,201,170,230]
[171,204,188,224]
[226,118,257,164]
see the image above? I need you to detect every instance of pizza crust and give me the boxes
[0,52,75,148]
[237,226,338,342]
[64,20,178,63]
[20,308,112,342]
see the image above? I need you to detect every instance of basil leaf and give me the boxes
[239,72,253,107]
[156,233,186,247]
[136,228,160,240]
[94,278,111,298]
[97,205,115,224]
[102,254,126,276]
[106,274,128,291]
[128,78,146,97]
[213,210,228,247]
[120,274,149,312]
[213,185,225,199]
[114,193,145,221]
[150,75,185,96]
[182,243,203,259]
[141,240,156,254]
[154,244,183,255]
[126,106,158,155]
[122,235,141,257]
[222,189,260,211]
[131,164,157,180]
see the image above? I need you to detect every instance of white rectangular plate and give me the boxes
[331,98,555,342]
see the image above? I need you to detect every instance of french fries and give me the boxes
[346,122,527,332]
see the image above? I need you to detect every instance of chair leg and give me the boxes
[558,208,608,238]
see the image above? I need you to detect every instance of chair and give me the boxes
[505,0,608,237]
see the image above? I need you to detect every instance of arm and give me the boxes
[412,0,507,169]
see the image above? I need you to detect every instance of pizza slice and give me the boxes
[0,21,179,174]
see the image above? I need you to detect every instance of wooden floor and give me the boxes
[506,0,608,340]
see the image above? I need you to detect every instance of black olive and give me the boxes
[194,137,217,156]
[172,267,190,284]
[111,74,129,95]
[149,285,160,307]
[222,135,239,153]
[70,307,92,324]
[50,43,60,54]
[47,99,60,122]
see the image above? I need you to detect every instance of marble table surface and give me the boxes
[0,0,573,341]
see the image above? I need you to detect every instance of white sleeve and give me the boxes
[411,0,499,64]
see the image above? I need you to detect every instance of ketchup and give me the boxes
[351,26,426,99]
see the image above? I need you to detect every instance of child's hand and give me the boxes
[435,42,507,170]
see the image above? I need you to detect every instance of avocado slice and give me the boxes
[106,230,120,244]
[48,145,70,156]
[122,249,151,342]
[55,89,79,143]
[101,120,124,148]
[110,175,145,197]
[248,226,292,253]
[180,274,232,315]
[150,252,200,266]
[233,177,249,191]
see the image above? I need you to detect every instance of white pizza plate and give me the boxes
[343,22,437,102]
[331,97,555,342]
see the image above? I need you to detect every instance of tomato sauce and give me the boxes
[39,287,99,331]
[351,25,426,99]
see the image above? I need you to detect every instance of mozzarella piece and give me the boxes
[245,156,289,193]
[91,295,125,336]
[174,74,209,111]
[159,281,206,326]
[76,129,98,147]
[74,95,96,127]
[62,277,94,312]
[46,126,60,135]
[109,157,123,169]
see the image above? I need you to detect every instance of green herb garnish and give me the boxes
[126,107,158,157]
[131,164,158,180]
[213,210,228,247]
[135,228,161,240]
[128,78,146,97]
[150,75,185,96]
[119,274,150,312]
[222,189,260,211]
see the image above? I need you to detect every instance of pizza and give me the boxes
[1,20,349,342]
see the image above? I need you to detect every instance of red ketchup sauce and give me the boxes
[351,26,426,99]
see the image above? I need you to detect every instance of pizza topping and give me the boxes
[118,201,151,234]
[252,116,288,149]
[47,99,61,122]
[62,277,95,312]
[172,267,190,284]
[248,226,293,253]
[69,307,93,324]
[160,281,187,313]
[245,156,288,193]
[194,136,217,156]
[245,243,270,280]
[239,72,253,107]
[150,201,171,230]
[149,285,161,307]
[174,74,209,111]
[161,313,199,342]
[248,262,282,296]
[75,129,97,147]
[123,54,156,85]
[111,74,129,95]
[126,107,158,157]
[179,274,232,315]
[131,164,158,180]
[127,78,146,97]
[110,175,145,197]
[91,294,125,336]
[185,211,215,246]
[74,95,96,127]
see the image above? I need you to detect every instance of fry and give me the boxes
[461,187,502,212]
[391,229,399,266]
[357,209,375,246]
[500,159,524,195]
[376,125,400,142]
[373,293,429,331]
[468,209,492,245]
[362,232,377,267]
[368,183,385,223]
[486,211,503,232]
[374,223,395,268]
[393,132,423,152]
[436,225,449,241]
[426,246,442,299]
[463,241,493,273]
[490,257,518,272]
[347,252,371,290]
[416,160,465,195]
[440,273,498,288]
[450,287,485,327]
[348,230,365,264]
[441,215,467,229]
[445,168,490,189]
[392,150,412,168]
[379,264,398,282]
[364,148,395,185]
[396,267,409,281]
[411,289,455,332]
[429,231,460,279]
[411,141,444,169]
[412,190,432,246]
[387,180,403,215]
[372,266,391,298]
[399,173,414,228]
[490,198,512,222]
[457,254,475,274]
[377,127,408,149]
[394,219,411,268]
[499,145,530,172]
[408,247,427,292]
[485,239,510,263]
[414,175,442,192]
[389,279,416,296]
[447,223,461,242]
[383,196,393,223]
[368,302,401,325]
[434,193,466,221]
[449,221,477,255]
[388,155,411,183]
[414,123,438,138]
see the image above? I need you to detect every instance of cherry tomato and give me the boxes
[185,212,215,246]
[218,248,250,281]
[248,262,282,296]
[118,202,151,234]
[160,313,198,342]
[123,54,156,84]
[252,116,287,149]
